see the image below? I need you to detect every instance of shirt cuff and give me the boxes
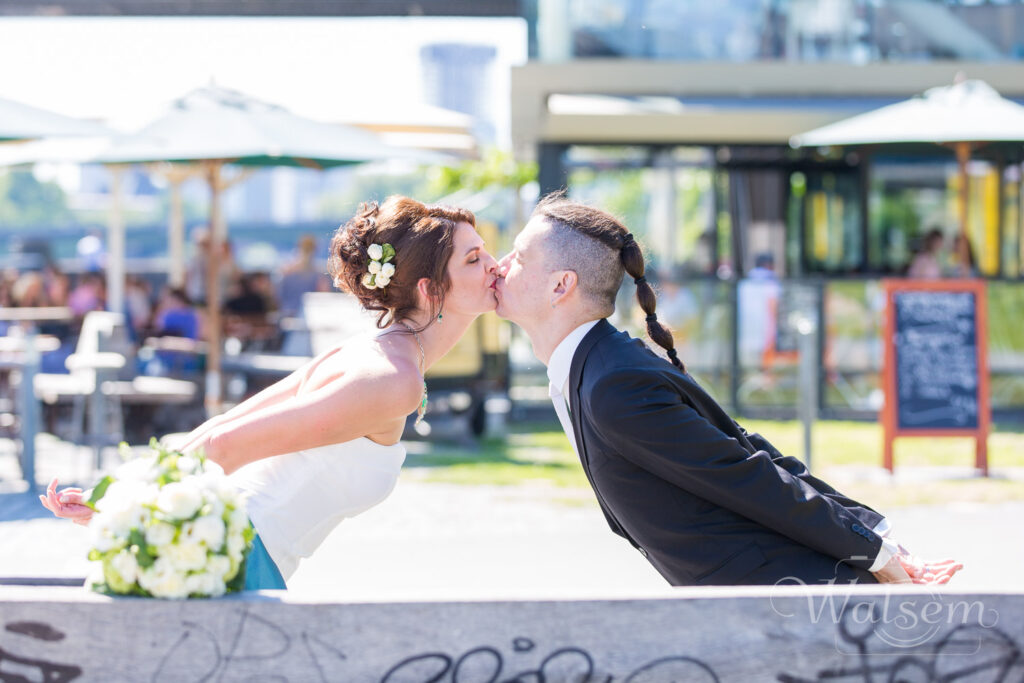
[872,518,892,538]
[868,536,900,573]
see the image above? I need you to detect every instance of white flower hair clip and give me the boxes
[362,243,396,290]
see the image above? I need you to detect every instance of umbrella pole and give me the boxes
[106,165,126,319]
[956,142,971,240]
[167,168,186,288]
[205,161,224,417]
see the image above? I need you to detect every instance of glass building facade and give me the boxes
[513,0,1024,421]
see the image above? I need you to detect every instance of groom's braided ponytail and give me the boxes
[618,233,685,372]
[533,192,686,372]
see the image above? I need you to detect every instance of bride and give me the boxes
[40,195,499,589]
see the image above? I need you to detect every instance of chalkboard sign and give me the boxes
[893,290,979,429]
[882,279,989,475]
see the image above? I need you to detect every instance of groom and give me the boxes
[493,193,960,586]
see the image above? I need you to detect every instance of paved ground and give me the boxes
[1,437,1021,599]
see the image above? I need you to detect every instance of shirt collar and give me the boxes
[547,319,600,398]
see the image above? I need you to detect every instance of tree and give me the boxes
[0,169,74,226]
[428,147,538,236]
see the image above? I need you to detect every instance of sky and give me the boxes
[0,16,528,142]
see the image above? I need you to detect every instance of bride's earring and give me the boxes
[437,307,443,323]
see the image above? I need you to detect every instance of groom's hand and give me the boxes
[896,545,963,585]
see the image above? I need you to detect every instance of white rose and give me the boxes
[201,491,225,518]
[206,554,232,581]
[90,519,124,553]
[156,482,203,520]
[145,520,177,548]
[184,515,226,551]
[361,273,376,289]
[368,260,382,274]
[96,480,143,514]
[105,507,147,539]
[185,571,225,598]
[116,457,158,483]
[138,559,189,599]
[161,541,208,572]
[176,455,199,475]
[228,507,249,532]
[85,563,105,591]
[110,549,139,585]
[375,275,390,288]
[226,533,246,559]
[380,263,396,278]
[367,243,384,260]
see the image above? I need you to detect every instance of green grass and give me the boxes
[737,419,1024,469]
[406,424,589,489]
[406,419,1024,508]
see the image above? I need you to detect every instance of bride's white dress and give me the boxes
[228,437,406,579]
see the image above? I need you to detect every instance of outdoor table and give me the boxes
[0,308,73,490]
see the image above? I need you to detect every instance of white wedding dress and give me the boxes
[228,437,406,580]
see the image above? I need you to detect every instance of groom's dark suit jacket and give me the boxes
[567,319,884,586]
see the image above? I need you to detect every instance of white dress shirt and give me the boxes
[547,320,600,456]
[544,319,897,574]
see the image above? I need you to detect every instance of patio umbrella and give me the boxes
[0,95,110,142]
[93,84,418,415]
[790,78,1024,237]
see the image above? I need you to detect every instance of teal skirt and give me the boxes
[244,533,287,590]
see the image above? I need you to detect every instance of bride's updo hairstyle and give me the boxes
[533,191,686,372]
[328,195,476,329]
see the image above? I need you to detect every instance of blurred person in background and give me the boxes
[250,271,278,315]
[11,271,50,308]
[149,286,202,376]
[907,228,944,279]
[43,266,70,308]
[67,272,106,318]
[125,275,154,338]
[224,272,270,316]
[0,271,16,336]
[153,286,200,340]
[276,234,329,318]
[186,228,239,307]
[185,227,211,305]
[948,233,977,278]
[737,252,781,367]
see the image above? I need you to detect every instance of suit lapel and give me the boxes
[567,319,617,461]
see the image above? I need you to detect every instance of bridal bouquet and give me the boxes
[85,439,253,599]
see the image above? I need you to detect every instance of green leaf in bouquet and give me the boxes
[129,529,155,569]
[226,555,247,594]
[101,556,135,594]
[87,548,104,562]
[86,475,115,510]
[381,243,396,263]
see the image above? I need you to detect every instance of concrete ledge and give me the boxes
[1,586,1021,681]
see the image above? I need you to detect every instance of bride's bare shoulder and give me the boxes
[315,335,423,405]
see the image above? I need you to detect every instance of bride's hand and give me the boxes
[39,478,94,526]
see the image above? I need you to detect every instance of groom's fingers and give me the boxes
[923,558,959,567]
[919,563,963,584]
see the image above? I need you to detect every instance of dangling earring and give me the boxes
[437,306,443,323]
